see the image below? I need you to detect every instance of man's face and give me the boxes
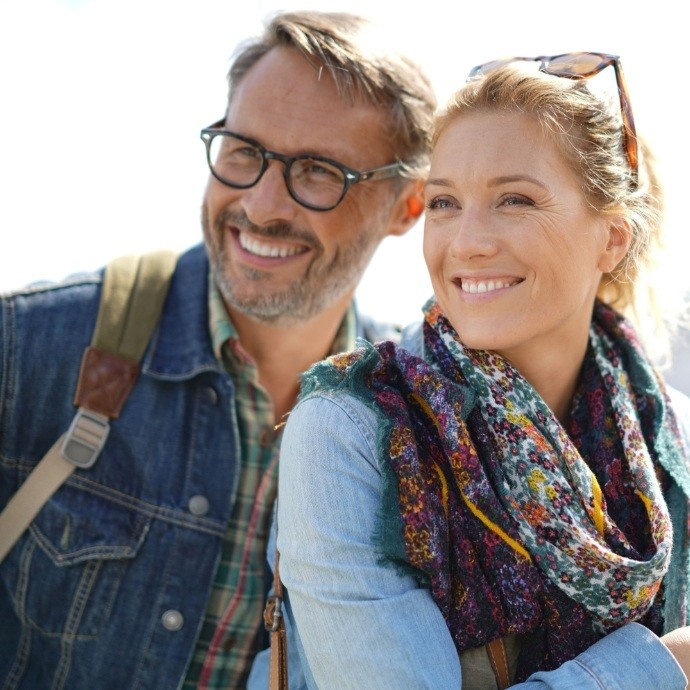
[202,47,407,326]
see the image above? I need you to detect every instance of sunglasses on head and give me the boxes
[466,52,638,179]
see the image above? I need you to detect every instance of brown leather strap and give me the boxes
[264,549,288,690]
[74,347,140,418]
[486,637,511,690]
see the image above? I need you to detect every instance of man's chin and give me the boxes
[223,291,316,326]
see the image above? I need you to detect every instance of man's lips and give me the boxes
[238,230,307,258]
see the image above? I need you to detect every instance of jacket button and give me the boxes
[205,387,219,405]
[188,495,210,517]
[161,609,184,631]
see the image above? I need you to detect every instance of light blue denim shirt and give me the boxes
[248,323,690,689]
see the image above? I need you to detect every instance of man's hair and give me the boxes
[227,11,436,178]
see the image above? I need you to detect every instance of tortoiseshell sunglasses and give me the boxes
[466,52,638,179]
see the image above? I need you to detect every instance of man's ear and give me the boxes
[386,180,425,238]
[598,216,632,274]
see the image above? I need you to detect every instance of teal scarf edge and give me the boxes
[299,339,431,587]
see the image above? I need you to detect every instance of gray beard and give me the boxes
[203,208,384,327]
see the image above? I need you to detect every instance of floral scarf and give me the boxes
[300,300,686,680]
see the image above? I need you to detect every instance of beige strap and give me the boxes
[264,549,288,690]
[91,251,178,362]
[0,436,73,562]
[486,637,511,690]
[0,250,177,565]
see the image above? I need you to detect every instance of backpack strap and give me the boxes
[0,250,177,563]
[264,548,288,690]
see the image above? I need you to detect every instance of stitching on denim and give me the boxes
[2,541,35,690]
[15,538,34,624]
[572,659,607,689]
[132,525,185,687]
[14,518,133,640]
[53,560,101,688]
[2,621,31,690]
[28,470,225,536]
[0,298,16,448]
[29,506,151,564]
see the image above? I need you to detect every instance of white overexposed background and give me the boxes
[2,0,689,388]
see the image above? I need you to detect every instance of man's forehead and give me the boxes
[225,47,391,163]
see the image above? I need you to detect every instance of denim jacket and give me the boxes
[0,243,393,690]
[248,323,690,690]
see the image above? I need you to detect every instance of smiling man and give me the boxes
[0,11,435,689]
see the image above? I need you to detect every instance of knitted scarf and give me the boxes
[300,300,686,680]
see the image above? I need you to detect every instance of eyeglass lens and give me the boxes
[207,133,348,209]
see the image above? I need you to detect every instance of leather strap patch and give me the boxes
[73,346,140,419]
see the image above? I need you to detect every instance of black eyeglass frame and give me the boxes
[466,52,638,180]
[200,119,405,211]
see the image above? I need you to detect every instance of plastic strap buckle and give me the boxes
[61,408,111,469]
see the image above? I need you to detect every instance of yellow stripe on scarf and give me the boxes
[408,392,449,519]
[592,474,605,537]
[462,494,531,562]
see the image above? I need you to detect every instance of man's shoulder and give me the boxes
[0,270,103,320]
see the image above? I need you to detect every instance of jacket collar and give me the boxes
[143,244,221,379]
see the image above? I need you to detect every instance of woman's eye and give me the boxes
[427,197,456,210]
[501,194,534,207]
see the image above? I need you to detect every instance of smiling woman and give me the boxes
[271,54,690,689]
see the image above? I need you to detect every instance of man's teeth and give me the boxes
[461,279,516,294]
[239,233,302,258]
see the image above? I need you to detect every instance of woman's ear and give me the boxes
[387,180,425,238]
[598,217,632,273]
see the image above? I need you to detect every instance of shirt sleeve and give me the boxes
[276,392,686,690]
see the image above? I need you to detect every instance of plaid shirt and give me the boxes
[182,277,356,689]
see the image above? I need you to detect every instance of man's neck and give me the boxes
[227,295,353,424]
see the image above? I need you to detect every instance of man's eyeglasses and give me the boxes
[466,52,638,178]
[200,119,405,211]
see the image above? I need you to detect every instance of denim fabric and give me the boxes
[0,244,388,690]
[258,322,690,689]
[0,245,237,689]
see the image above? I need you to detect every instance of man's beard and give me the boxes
[202,207,384,327]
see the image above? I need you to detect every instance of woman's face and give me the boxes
[423,110,627,371]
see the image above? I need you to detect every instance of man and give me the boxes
[0,10,435,689]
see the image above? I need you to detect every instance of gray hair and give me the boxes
[226,10,436,179]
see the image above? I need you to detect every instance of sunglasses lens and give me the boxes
[546,53,607,78]
[468,58,515,79]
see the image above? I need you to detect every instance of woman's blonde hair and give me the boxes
[434,65,679,360]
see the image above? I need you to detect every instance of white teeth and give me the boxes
[461,278,516,294]
[239,232,302,258]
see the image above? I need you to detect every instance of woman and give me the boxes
[274,53,690,688]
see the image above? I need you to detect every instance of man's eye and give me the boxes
[295,160,343,184]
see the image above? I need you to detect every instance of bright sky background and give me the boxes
[2,0,689,381]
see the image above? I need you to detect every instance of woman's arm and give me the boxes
[278,391,461,689]
[277,392,686,689]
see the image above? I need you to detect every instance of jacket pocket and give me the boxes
[1,482,151,638]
